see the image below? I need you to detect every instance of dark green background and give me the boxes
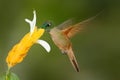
[0,0,120,80]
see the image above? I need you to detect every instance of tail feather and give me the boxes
[67,47,79,72]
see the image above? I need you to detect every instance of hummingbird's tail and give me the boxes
[67,46,79,72]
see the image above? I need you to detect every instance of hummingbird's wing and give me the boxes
[57,19,73,30]
[62,16,96,38]
[61,10,104,38]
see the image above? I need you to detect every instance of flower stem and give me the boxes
[6,66,11,80]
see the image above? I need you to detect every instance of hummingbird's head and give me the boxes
[41,21,51,29]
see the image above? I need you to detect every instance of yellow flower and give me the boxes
[6,10,51,68]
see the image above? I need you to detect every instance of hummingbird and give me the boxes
[48,16,96,72]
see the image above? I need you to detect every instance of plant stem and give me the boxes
[5,67,11,80]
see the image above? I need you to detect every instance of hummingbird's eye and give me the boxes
[46,22,52,27]
[41,21,52,29]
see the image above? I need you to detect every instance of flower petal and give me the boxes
[36,40,51,52]
[25,10,36,34]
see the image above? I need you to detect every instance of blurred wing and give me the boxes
[62,16,96,38]
[57,19,73,30]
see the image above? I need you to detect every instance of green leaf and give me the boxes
[0,72,19,80]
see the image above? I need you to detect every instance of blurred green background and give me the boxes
[0,0,120,80]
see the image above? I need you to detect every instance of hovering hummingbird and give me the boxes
[47,16,97,72]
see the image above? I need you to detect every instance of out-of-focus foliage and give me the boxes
[0,72,19,80]
[0,0,120,80]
